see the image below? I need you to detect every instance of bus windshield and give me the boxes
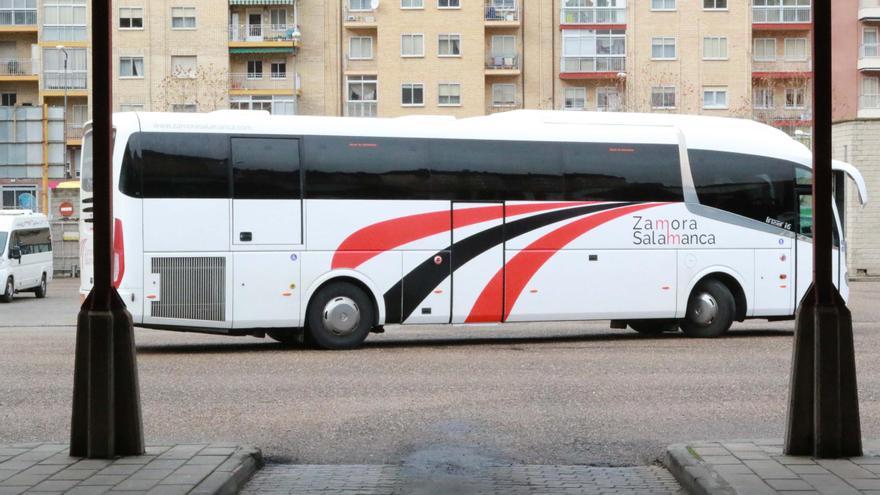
[81,129,93,193]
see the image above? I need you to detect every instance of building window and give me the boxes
[171,55,196,78]
[492,83,516,107]
[784,38,808,61]
[171,7,196,29]
[438,83,461,106]
[702,87,728,109]
[651,0,676,10]
[597,87,620,111]
[231,95,295,115]
[43,48,87,89]
[864,27,879,58]
[651,86,676,109]
[347,75,378,117]
[703,0,726,9]
[703,36,728,60]
[349,36,373,59]
[1,92,16,106]
[401,0,423,8]
[754,38,776,61]
[488,35,517,68]
[171,104,197,113]
[753,87,774,109]
[119,56,144,78]
[0,0,37,26]
[438,34,461,57]
[1,186,37,210]
[42,0,87,41]
[247,60,263,79]
[120,103,145,112]
[439,0,460,8]
[401,34,424,57]
[119,7,143,29]
[270,62,286,79]
[561,29,626,72]
[349,0,372,11]
[563,87,586,110]
[862,76,880,109]
[401,83,424,106]
[269,8,287,27]
[651,37,676,60]
[785,87,805,109]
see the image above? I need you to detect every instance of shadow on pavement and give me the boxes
[135,328,793,354]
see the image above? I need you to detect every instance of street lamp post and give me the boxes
[56,45,68,177]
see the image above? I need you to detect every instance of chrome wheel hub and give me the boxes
[690,293,718,326]
[322,296,360,336]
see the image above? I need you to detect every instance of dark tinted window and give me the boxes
[690,150,796,229]
[14,228,51,255]
[306,136,430,199]
[0,232,7,255]
[232,138,301,199]
[564,143,682,201]
[429,139,564,201]
[137,132,230,198]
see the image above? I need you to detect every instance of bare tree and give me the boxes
[153,63,228,112]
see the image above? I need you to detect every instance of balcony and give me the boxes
[485,55,520,75]
[487,100,522,114]
[66,123,85,144]
[860,0,880,20]
[343,8,377,29]
[228,24,300,49]
[0,8,37,30]
[560,56,625,79]
[859,93,880,118]
[229,72,299,96]
[860,44,880,71]
[345,101,377,117]
[752,58,813,78]
[752,5,811,30]
[42,72,87,92]
[753,108,812,127]
[485,4,520,26]
[560,6,626,26]
[0,58,38,81]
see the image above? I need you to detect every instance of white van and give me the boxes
[0,210,53,302]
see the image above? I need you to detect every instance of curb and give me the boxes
[192,446,264,495]
[664,444,735,495]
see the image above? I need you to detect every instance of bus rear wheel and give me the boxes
[629,319,679,335]
[305,282,374,350]
[680,279,735,338]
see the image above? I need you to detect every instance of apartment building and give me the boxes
[831,0,880,277]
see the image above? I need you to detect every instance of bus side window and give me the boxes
[139,133,230,199]
[231,137,301,199]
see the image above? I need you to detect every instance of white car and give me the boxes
[0,210,53,302]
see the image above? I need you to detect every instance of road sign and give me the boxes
[59,201,75,217]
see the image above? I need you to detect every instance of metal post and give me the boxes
[69,0,144,459]
[41,104,48,215]
[60,47,68,177]
[784,0,862,458]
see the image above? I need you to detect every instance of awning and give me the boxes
[229,0,294,5]
[230,47,295,54]
[53,180,81,190]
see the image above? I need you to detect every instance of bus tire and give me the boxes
[305,281,374,350]
[267,329,304,346]
[34,274,47,299]
[1,277,12,303]
[680,279,735,338]
[629,319,679,335]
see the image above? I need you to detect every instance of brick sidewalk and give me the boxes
[666,440,880,495]
[0,443,260,495]
[242,463,684,494]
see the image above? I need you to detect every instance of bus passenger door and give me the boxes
[451,202,504,323]
[230,137,302,328]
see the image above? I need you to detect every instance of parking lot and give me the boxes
[1,278,879,468]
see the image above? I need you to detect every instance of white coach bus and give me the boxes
[79,110,867,349]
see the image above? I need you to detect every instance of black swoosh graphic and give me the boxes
[384,202,634,324]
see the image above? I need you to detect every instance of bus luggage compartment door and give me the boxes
[451,202,504,324]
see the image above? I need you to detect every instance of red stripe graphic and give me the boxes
[332,202,592,269]
[465,203,664,323]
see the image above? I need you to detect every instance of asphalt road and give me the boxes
[1,278,879,468]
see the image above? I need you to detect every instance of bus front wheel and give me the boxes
[1,277,12,303]
[305,281,375,350]
[680,279,735,338]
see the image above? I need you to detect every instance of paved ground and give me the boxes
[1,279,879,473]
[0,442,259,495]
[667,440,880,495]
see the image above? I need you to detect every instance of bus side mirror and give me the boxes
[9,247,21,261]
